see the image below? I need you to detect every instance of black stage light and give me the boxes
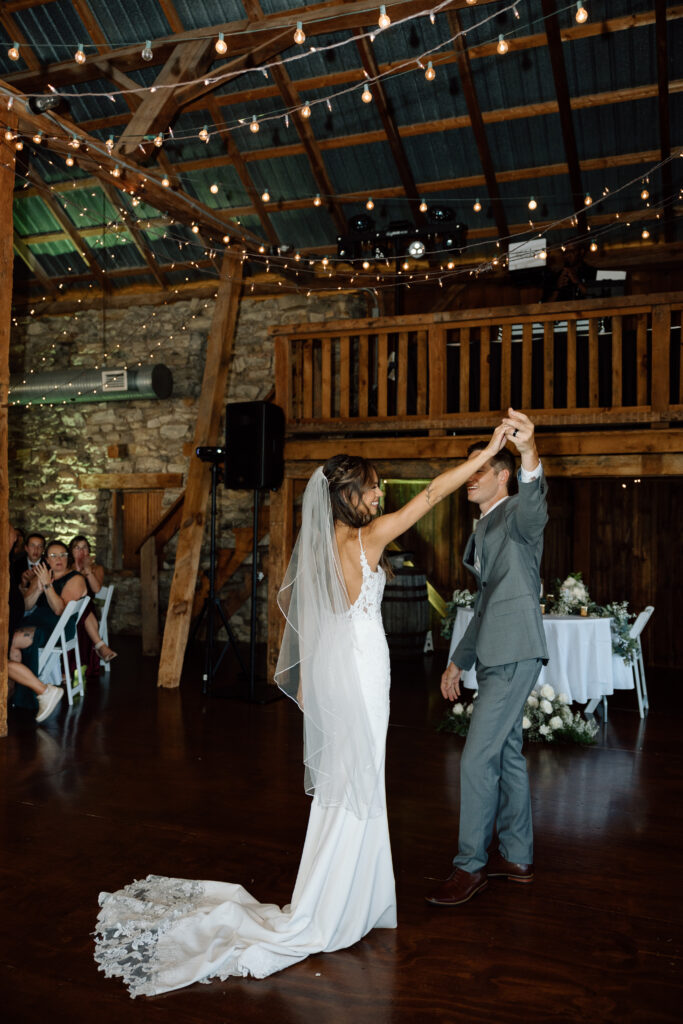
[428,204,454,223]
[28,94,66,114]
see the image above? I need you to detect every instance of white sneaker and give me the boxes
[35,684,64,724]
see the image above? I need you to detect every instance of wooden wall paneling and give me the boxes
[565,319,577,409]
[651,304,671,414]
[358,333,369,417]
[501,322,512,411]
[588,317,599,407]
[480,325,490,411]
[321,337,332,419]
[572,479,592,577]
[267,477,294,681]
[522,321,533,409]
[611,315,622,407]
[543,321,554,410]
[274,334,290,419]
[636,313,648,405]
[377,332,388,417]
[339,335,350,417]
[397,331,408,416]
[302,339,314,419]
[292,341,303,419]
[459,327,470,413]
[416,331,428,415]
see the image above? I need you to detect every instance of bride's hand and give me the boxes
[481,422,508,458]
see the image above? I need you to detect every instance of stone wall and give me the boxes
[9,290,366,639]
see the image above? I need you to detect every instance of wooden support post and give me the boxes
[651,304,671,416]
[267,478,294,683]
[0,128,15,737]
[157,253,243,688]
[140,536,160,656]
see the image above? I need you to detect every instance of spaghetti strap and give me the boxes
[358,527,365,558]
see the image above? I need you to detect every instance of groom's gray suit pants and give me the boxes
[453,657,542,873]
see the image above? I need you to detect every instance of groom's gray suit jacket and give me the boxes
[451,471,549,670]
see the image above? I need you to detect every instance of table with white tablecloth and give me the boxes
[447,607,633,706]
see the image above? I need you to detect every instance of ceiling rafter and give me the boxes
[448,9,508,243]
[99,179,166,288]
[13,229,59,296]
[0,9,40,72]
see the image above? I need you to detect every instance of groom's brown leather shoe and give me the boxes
[425,867,488,906]
[486,849,534,883]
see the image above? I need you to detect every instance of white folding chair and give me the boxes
[92,584,114,675]
[37,597,90,705]
[629,605,653,718]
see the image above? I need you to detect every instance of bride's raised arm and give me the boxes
[363,423,508,555]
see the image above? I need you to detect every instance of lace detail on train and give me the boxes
[348,529,386,622]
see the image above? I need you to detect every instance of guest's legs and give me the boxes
[83,613,116,660]
[7,659,47,695]
[10,627,35,662]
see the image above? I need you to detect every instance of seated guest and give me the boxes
[68,535,117,662]
[7,525,63,723]
[11,531,46,595]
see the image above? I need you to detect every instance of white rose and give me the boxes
[539,724,550,736]
[549,716,563,730]
[522,716,531,729]
[558,692,570,704]
[540,699,553,714]
[452,703,464,715]
[526,694,539,708]
[540,684,556,700]
[466,704,474,715]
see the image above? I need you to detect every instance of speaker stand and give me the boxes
[199,461,249,696]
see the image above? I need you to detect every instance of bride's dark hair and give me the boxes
[323,454,381,527]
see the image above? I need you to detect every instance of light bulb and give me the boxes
[215,32,227,55]
[425,62,435,82]
[641,188,649,200]
[419,199,428,213]
[15,140,23,150]
[111,166,121,177]
[74,44,86,65]
[198,125,209,142]
[261,189,270,202]
[192,224,200,234]
[32,131,42,144]
[641,228,650,239]
[222,235,230,244]
[250,116,260,133]
[362,85,372,104]
[161,176,170,187]
[575,3,588,24]
[584,193,592,206]
[65,154,74,166]
[447,260,455,270]
[210,183,219,195]
[8,42,20,61]
[473,198,481,212]
[378,6,391,30]
[294,252,301,261]
[141,40,153,62]
[313,193,322,206]
[366,197,374,210]
[589,241,598,252]
[293,22,305,45]
[466,0,477,5]
[70,138,80,149]
[132,197,140,206]
[154,133,163,147]
[106,135,114,152]
[300,104,311,119]
[4,129,13,142]
[497,35,508,55]
[538,249,547,260]
[528,196,537,211]
[259,245,266,253]
[322,257,329,267]
[362,260,370,270]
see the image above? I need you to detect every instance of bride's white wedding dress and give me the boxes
[94,532,396,997]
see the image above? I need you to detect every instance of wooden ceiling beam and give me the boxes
[99,180,167,288]
[156,1,186,35]
[12,230,59,296]
[540,0,586,233]
[0,9,40,72]
[448,10,508,242]
[655,0,674,243]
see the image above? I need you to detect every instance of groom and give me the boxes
[426,409,548,906]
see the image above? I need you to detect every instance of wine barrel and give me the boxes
[381,567,430,652]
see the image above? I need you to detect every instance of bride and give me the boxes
[94,426,506,997]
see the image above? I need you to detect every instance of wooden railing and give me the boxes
[273,293,683,433]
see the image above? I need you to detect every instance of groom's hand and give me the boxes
[441,661,462,701]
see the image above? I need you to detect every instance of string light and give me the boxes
[15,140,23,151]
[4,129,13,142]
[222,235,230,244]
[69,137,81,149]
[575,3,588,24]
[640,188,649,200]
[161,176,170,187]
[641,228,650,239]
[293,22,306,45]
[105,135,114,152]
[300,104,311,119]
[261,188,270,202]
[153,133,163,148]
[74,43,86,65]
[8,42,20,62]
[361,84,373,104]
[589,241,598,252]
[473,198,482,212]
[425,61,435,82]
[215,32,227,56]
[65,154,74,166]
[313,193,322,207]
[32,131,43,144]
[198,125,209,142]
[497,35,508,55]
[322,256,329,267]
[294,252,301,261]
[378,6,391,30]
[141,40,153,62]
[191,224,200,234]
[210,183,219,194]
[362,260,371,270]
[584,193,592,206]
[249,115,260,133]
[466,0,477,5]
[366,197,375,210]
[419,199,428,213]
[528,197,537,211]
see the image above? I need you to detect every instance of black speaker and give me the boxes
[224,401,285,490]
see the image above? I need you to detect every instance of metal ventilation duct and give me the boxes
[9,364,173,406]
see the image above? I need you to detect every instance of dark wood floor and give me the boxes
[2,637,682,1024]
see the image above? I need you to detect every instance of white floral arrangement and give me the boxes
[438,682,599,745]
[550,571,592,615]
[440,589,475,639]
